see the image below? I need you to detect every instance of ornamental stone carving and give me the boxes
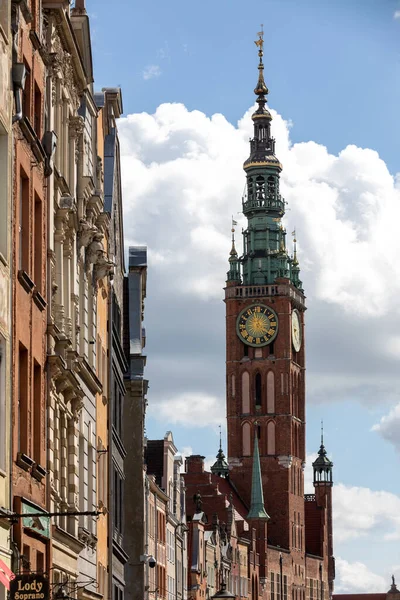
[69,115,85,139]
[78,219,98,249]
[86,232,105,269]
[94,255,115,282]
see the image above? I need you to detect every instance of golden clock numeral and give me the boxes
[256,338,260,344]
[255,306,261,312]
[268,328,275,336]
[248,336,254,343]
[270,321,276,326]
[242,331,248,338]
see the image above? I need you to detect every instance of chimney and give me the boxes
[185,455,205,474]
[72,0,86,14]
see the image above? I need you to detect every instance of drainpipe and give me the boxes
[145,476,150,600]
[319,563,323,600]
[107,278,114,600]
[279,553,283,600]
[154,490,158,600]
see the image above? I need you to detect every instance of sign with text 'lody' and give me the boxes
[10,575,49,600]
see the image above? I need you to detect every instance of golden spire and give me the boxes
[254,25,268,97]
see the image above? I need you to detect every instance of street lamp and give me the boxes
[211,583,236,599]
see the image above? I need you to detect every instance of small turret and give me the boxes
[312,424,333,486]
[387,576,400,600]
[226,219,241,284]
[211,429,230,478]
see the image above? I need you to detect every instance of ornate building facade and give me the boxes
[11,0,49,578]
[0,0,13,595]
[145,432,188,600]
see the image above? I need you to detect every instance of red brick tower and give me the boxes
[225,28,307,556]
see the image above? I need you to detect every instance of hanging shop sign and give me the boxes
[21,502,50,539]
[10,575,49,600]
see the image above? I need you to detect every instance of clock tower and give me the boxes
[225,30,306,552]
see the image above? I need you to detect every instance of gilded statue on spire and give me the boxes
[254,25,268,97]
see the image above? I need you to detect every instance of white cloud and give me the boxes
[394,10,400,19]
[373,403,400,452]
[334,483,400,542]
[118,101,400,411]
[335,557,386,593]
[148,391,225,427]
[142,65,161,80]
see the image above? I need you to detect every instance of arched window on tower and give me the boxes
[267,421,275,455]
[267,371,275,413]
[242,422,251,456]
[267,176,275,199]
[255,176,265,205]
[242,372,250,413]
[255,373,262,409]
[231,374,236,398]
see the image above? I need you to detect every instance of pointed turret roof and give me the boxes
[312,423,333,485]
[247,432,269,520]
[211,429,229,478]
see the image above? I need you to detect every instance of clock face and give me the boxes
[236,304,278,347]
[291,309,302,352]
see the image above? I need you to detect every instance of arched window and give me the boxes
[242,372,250,413]
[267,371,275,413]
[231,374,235,398]
[255,373,262,408]
[267,176,275,198]
[255,176,265,204]
[242,422,251,456]
[267,421,275,455]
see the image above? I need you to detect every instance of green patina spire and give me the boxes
[226,31,303,290]
[227,218,241,283]
[247,431,270,521]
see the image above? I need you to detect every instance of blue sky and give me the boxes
[89,0,400,592]
[92,0,400,173]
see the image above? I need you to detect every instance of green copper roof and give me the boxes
[226,36,303,292]
[247,434,270,521]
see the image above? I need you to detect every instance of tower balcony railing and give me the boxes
[243,195,284,215]
[227,284,278,298]
[225,282,305,307]
[249,137,276,155]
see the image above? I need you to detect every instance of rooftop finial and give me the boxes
[219,424,222,450]
[254,26,268,98]
[321,420,324,446]
[292,229,298,265]
[230,217,238,257]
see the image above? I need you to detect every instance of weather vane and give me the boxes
[255,25,264,51]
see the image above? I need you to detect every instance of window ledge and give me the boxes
[18,270,34,293]
[16,452,34,471]
[32,463,47,482]
[33,290,47,311]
